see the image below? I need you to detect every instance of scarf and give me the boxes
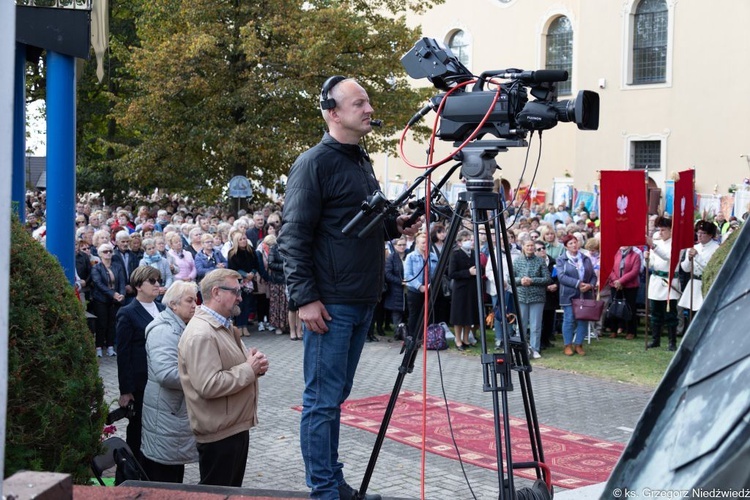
[619,247,631,276]
[144,252,162,265]
[566,250,585,282]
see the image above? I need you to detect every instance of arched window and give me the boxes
[546,16,573,95]
[632,0,668,84]
[447,30,470,67]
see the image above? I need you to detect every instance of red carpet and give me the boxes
[299,391,624,489]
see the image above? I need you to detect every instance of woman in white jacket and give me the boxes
[141,281,199,482]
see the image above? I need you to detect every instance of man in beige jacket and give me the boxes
[178,268,269,486]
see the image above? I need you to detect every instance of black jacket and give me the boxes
[116,300,165,395]
[90,260,127,304]
[278,133,399,308]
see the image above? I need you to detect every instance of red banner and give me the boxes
[669,169,695,288]
[600,171,648,290]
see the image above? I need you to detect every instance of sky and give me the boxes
[26,99,46,156]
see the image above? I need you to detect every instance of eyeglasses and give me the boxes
[100,250,113,254]
[218,286,242,297]
[146,278,160,285]
[535,248,546,252]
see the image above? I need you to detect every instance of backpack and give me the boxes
[425,323,448,350]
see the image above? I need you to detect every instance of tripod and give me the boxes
[354,145,552,500]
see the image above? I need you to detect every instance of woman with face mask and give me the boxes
[448,229,484,351]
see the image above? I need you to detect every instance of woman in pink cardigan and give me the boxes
[606,246,642,339]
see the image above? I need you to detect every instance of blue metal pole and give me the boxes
[12,43,27,222]
[45,51,76,284]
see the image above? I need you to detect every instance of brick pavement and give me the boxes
[99,329,653,499]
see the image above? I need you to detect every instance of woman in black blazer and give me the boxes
[90,243,126,357]
[116,265,166,468]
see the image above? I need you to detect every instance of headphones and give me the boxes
[320,75,347,110]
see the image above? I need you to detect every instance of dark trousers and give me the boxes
[126,389,145,467]
[92,300,117,348]
[235,290,255,327]
[541,308,557,345]
[615,287,639,335]
[649,298,679,330]
[371,299,389,333]
[255,293,269,323]
[142,456,185,483]
[433,290,451,325]
[406,289,431,340]
[197,431,249,487]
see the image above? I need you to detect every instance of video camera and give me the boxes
[401,37,599,143]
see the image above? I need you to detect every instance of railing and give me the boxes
[16,0,92,9]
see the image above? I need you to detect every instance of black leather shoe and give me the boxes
[647,340,660,348]
[668,342,676,351]
[338,482,382,500]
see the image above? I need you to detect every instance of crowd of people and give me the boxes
[24,179,744,363]
[18,71,746,498]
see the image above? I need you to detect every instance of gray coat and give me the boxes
[141,308,198,465]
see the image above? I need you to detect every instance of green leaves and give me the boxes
[74,0,442,204]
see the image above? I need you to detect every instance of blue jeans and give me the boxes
[300,303,375,499]
[518,302,544,352]
[562,304,588,345]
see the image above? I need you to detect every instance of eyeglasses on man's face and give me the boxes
[218,286,242,297]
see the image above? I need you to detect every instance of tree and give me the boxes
[6,216,106,484]
[76,0,146,200]
[114,0,438,204]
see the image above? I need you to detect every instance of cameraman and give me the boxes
[278,76,419,500]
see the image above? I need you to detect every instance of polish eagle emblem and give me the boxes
[681,196,686,216]
[617,195,628,215]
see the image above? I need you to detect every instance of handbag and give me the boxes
[571,298,605,321]
[606,291,632,321]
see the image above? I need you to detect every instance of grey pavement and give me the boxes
[98,329,653,499]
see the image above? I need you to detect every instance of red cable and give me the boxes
[406,77,504,500]
[398,78,504,170]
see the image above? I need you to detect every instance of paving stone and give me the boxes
[99,329,652,498]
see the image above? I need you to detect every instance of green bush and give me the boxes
[703,229,740,294]
[6,216,106,484]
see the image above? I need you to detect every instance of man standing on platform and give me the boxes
[278,76,419,500]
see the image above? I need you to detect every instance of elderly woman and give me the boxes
[167,232,196,282]
[116,266,166,467]
[140,237,173,297]
[556,234,597,356]
[513,239,551,359]
[90,243,126,357]
[194,233,227,282]
[141,281,199,483]
[606,246,642,340]
[186,226,204,258]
